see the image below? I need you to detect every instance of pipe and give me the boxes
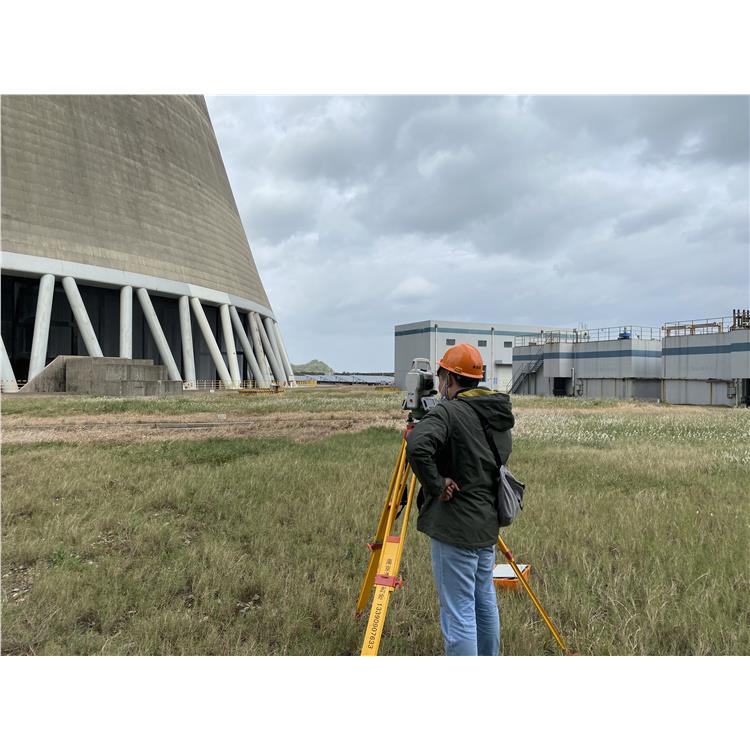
[260,315,286,385]
[190,298,232,388]
[179,296,196,388]
[120,285,133,358]
[230,306,266,387]
[1,336,19,392]
[272,319,297,386]
[247,312,270,383]
[62,277,103,357]
[28,274,56,380]
[135,288,181,381]
[220,304,241,388]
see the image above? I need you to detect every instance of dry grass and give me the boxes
[1,388,748,655]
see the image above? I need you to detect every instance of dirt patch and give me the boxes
[0,410,406,445]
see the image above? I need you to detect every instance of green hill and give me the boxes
[291,359,334,375]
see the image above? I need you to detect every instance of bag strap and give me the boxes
[459,398,504,469]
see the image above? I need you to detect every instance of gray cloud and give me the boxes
[207,95,749,371]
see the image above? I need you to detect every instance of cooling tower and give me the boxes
[0,95,295,391]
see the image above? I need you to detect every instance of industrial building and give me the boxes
[394,320,573,390]
[661,313,750,406]
[511,327,663,399]
[511,312,750,406]
[0,95,295,394]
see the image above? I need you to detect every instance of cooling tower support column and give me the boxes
[264,315,283,366]
[62,277,103,358]
[220,304,241,388]
[272,319,296,386]
[190,298,232,388]
[259,315,287,385]
[1,337,19,392]
[229,306,266,387]
[136,288,181,382]
[120,286,133,358]
[28,274,55,380]
[248,312,271,383]
[179,296,196,389]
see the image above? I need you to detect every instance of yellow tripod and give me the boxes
[356,421,574,656]
[355,422,418,656]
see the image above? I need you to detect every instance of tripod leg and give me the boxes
[355,439,408,616]
[497,534,571,654]
[360,472,418,656]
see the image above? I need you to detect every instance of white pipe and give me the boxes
[272,319,296,386]
[62,277,103,357]
[230,306,266,387]
[260,315,286,385]
[179,296,196,388]
[136,288,181,381]
[190,298,232,388]
[120,285,133,358]
[249,312,271,383]
[1,336,19,392]
[220,304,241,388]
[28,274,56,380]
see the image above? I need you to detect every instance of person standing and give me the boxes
[406,343,515,656]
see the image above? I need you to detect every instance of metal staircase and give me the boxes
[509,345,544,394]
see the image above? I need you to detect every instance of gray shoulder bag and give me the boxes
[462,400,525,527]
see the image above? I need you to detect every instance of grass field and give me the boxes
[2,388,748,655]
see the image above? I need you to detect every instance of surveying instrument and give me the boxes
[355,358,574,656]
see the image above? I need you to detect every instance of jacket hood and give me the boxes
[455,388,515,431]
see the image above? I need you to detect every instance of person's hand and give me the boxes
[438,478,460,502]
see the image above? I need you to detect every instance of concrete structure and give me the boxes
[661,316,750,406]
[512,316,750,406]
[20,355,182,397]
[1,95,295,391]
[512,328,662,399]
[394,320,574,390]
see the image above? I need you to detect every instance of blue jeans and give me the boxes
[430,538,500,656]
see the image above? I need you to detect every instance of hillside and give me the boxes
[291,359,334,375]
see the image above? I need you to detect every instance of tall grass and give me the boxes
[1,394,748,655]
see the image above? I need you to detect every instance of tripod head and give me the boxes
[402,358,438,421]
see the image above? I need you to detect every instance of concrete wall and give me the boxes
[578,378,661,401]
[1,95,270,308]
[19,355,181,396]
[663,379,735,407]
[542,343,574,378]
[663,330,750,380]
[729,330,750,378]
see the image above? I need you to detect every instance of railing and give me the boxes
[663,312,750,336]
[514,325,661,347]
[513,331,578,347]
[190,380,283,391]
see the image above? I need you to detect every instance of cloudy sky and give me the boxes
[206,96,749,372]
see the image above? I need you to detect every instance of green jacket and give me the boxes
[405,387,514,548]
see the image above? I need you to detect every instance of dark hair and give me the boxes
[438,367,479,389]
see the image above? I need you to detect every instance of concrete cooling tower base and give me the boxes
[1,95,296,392]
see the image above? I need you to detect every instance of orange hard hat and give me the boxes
[438,343,484,380]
